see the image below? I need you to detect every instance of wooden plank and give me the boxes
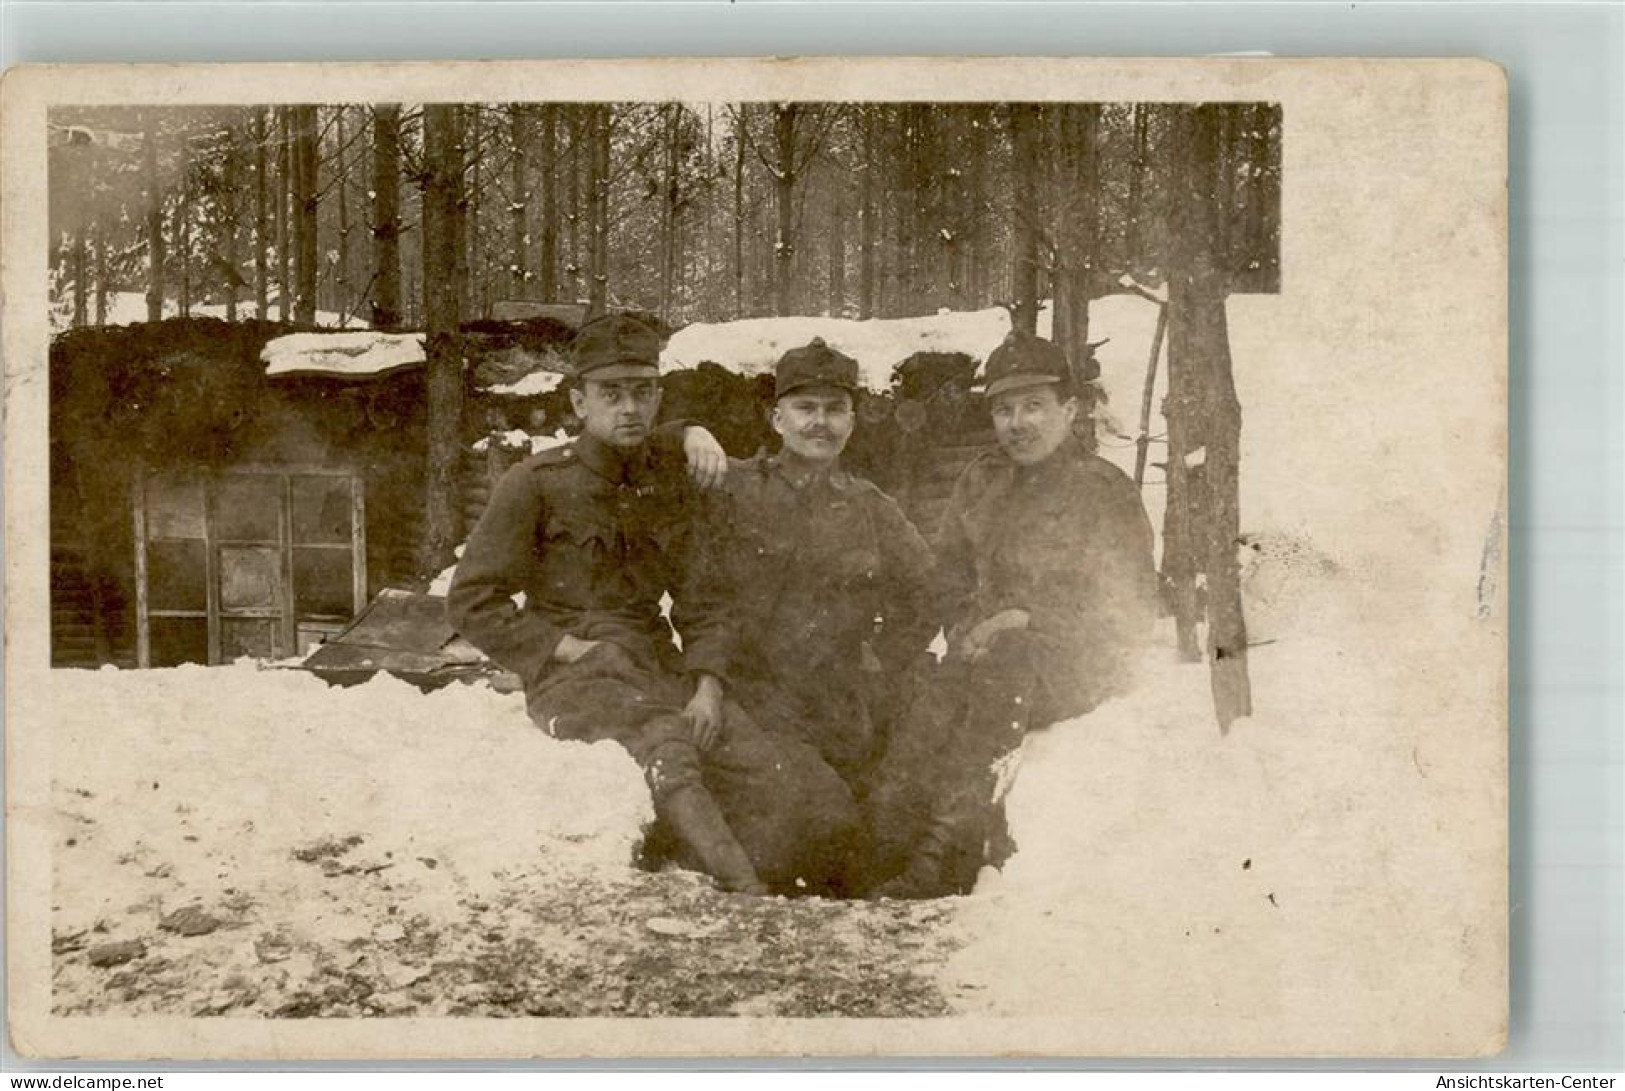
[131,476,150,669]
[350,472,368,615]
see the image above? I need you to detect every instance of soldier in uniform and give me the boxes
[867,330,1160,899]
[447,315,859,896]
[715,340,939,801]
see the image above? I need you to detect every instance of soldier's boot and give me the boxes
[659,785,771,896]
[867,810,969,901]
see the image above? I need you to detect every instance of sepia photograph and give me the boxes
[4,58,1507,1059]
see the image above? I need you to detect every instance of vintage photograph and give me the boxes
[6,59,1507,1059]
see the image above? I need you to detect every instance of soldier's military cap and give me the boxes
[570,313,663,382]
[984,330,1072,398]
[774,338,860,400]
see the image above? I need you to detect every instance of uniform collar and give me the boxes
[574,431,652,485]
[1010,435,1088,481]
[769,453,852,492]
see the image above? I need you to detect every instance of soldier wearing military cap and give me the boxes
[448,315,859,896]
[865,329,1159,899]
[709,339,940,890]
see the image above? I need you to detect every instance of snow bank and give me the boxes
[946,607,1503,1049]
[51,664,652,933]
[261,331,426,378]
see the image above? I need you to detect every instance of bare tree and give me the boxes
[1008,104,1042,334]
[587,104,611,318]
[539,106,559,301]
[419,103,467,573]
[371,104,403,331]
[253,107,269,319]
[507,105,528,298]
[291,104,319,324]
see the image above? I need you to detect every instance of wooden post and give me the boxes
[1134,302,1168,487]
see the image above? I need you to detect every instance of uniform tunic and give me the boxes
[867,438,1159,889]
[716,454,939,785]
[446,430,858,890]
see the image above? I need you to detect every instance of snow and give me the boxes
[943,290,1505,1046]
[470,428,573,456]
[261,331,426,378]
[485,369,566,397]
[51,291,369,334]
[660,304,1057,394]
[51,663,653,941]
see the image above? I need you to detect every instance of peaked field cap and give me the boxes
[570,313,663,380]
[984,330,1071,397]
[775,338,860,399]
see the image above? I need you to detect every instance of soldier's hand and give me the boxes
[682,426,729,490]
[553,634,604,664]
[959,608,1032,661]
[682,673,726,750]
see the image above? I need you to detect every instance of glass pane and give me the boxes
[294,547,353,617]
[219,545,282,611]
[146,539,207,611]
[150,617,208,667]
[215,476,282,542]
[145,478,206,539]
[222,618,279,660]
[291,475,352,545]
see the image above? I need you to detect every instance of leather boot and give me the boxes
[868,809,969,900]
[658,785,770,896]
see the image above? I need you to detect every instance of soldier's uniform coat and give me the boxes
[868,437,1159,889]
[716,453,939,786]
[446,428,859,890]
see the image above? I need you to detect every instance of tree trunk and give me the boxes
[468,106,484,319]
[858,107,877,319]
[222,122,239,322]
[508,105,529,298]
[1164,103,1252,729]
[732,105,747,317]
[94,217,108,326]
[419,104,466,574]
[371,104,403,331]
[276,107,291,321]
[659,104,681,323]
[828,166,846,316]
[965,105,989,307]
[253,107,269,320]
[334,108,351,323]
[566,108,583,299]
[772,103,797,317]
[177,137,192,318]
[71,218,88,328]
[587,105,611,318]
[292,104,319,324]
[1009,104,1041,334]
[139,113,160,321]
[539,106,559,302]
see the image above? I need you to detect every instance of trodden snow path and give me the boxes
[48,665,958,1017]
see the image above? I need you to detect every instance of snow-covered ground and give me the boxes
[51,291,369,334]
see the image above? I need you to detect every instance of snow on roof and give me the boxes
[660,305,1053,393]
[261,331,426,379]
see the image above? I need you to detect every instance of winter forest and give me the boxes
[47,101,1279,334]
